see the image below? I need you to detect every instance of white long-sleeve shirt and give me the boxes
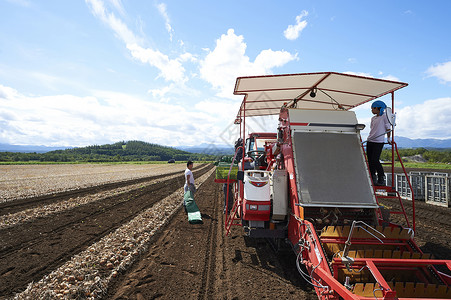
[368,114,391,143]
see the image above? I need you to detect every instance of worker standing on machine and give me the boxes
[367,100,391,186]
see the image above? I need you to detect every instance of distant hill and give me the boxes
[0,141,215,162]
[395,136,451,148]
[2,136,450,156]
[50,141,199,161]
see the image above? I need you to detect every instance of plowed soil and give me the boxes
[105,173,317,300]
[1,165,450,300]
[0,165,211,298]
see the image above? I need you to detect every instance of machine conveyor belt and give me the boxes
[292,132,378,208]
[353,282,451,298]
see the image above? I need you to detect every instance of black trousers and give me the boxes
[222,183,233,212]
[367,142,385,179]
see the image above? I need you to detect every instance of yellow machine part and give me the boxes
[319,225,451,299]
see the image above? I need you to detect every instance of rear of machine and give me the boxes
[223,72,451,299]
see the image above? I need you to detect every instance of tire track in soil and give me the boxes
[0,165,212,298]
[197,173,219,300]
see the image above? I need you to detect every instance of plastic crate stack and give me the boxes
[425,172,449,207]
[392,172,450,207]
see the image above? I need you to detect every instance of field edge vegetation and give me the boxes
[0,141,217,163]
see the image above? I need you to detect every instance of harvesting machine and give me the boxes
[218,72,451,299]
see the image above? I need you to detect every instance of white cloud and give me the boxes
[127,44,187,83]
[345,71,401,82]
[179,52,197,63]
[380,75,401,82]
[200,29,297,97]
[0,85,20,99]
[109,0,125,16]
[254,49,298,68]
[87,0,190,83]
[284,10,308,41]
[195,98,240,118]
[86,0,139,45]
[344,71,373,78]
[147,81,200,104]
[426,61,451,83]
[157,3,174,41]
[0,84,223,147]
[396,97,451,139]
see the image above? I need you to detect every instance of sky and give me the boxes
[1,0,450,149]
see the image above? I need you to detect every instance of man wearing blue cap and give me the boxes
[367,100,391,186]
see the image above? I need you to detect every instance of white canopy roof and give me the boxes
[233,72,408,119]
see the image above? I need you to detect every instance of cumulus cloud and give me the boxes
[426,61,451,83]
[127,44,187,83]
[284,10,308,40]
[200,29,297,97]
[396,97,451,139]
[0,84,222,147]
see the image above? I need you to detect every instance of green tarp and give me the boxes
[183,190,203,224]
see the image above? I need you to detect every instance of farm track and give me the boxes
[0,164,212,298]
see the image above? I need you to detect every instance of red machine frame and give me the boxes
[220,72,451,299]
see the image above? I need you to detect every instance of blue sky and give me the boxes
[0,0,450,148]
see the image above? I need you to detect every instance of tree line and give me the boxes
[380,147,451,163]
[2,142,449,164]
[0,141,216,163]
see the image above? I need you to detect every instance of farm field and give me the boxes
[0,164,450,299]
[0,163,188,202]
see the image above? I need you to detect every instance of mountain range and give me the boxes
[0,144,69,153]
[394,136,451,148]
[1,136,450,154]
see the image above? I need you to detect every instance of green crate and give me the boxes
[215,163,238,180]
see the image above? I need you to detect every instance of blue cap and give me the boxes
[371,100,386,116]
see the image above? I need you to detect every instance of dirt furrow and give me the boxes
[106,175,317,300]
[197,174,219,300]
[0,165,212,298]
[0,166,200,216]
